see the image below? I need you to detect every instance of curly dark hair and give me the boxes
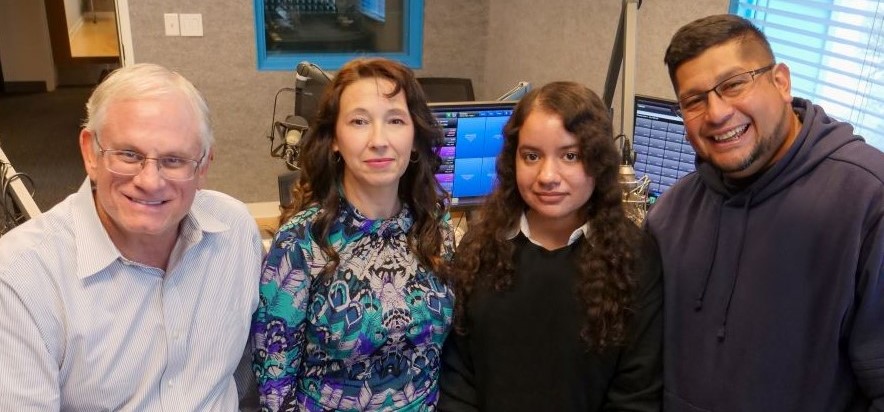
[664,14,775,90]
[450,81,641,351]
[280,57,448,276]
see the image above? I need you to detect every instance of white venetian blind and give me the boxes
[732,0,884,151]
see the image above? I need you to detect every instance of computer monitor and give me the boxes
[430,101,516,208]
[632,95,696,198]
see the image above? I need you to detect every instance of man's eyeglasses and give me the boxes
[94,135,205,181]
[675,64,776,120]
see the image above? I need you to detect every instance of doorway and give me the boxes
[0,49,5,93]
[44,0,121,85]
[68,4,119,59]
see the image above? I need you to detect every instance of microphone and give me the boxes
[273,114,309,169]
[618,136,650,225]
[295,65,309,90]
[266,61,331,170]
[282,115,308,146]
[295,61,332,88]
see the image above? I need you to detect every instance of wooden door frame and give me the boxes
[0,46,5,93]
[115,0,134,66]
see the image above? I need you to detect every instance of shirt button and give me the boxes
[167,380,174,387]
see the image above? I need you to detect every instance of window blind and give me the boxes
[731,0,883,151]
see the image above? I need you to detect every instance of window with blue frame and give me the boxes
[255,0,424,71]
[731,0,884,151]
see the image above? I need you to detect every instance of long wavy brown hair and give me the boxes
[279,57,448,276]
[451,81,641,351]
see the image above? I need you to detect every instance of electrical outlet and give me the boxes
[179,13,203,37]
[164,13,180,36]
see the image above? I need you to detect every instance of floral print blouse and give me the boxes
[252,199,454,411]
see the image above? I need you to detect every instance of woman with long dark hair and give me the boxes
[439,82,662,411]
[252,57,454,411]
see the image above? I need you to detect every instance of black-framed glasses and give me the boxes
[675,64,776,120]
[94,134,205,181]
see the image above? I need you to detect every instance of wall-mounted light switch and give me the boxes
[164,13,180,36]
[180,13,203,37]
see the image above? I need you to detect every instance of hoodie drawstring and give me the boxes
[716,192,754,342]
[692,191,754,342]
[693,205,724,312]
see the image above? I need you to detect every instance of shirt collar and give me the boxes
[72,179,228,279]
[187,190,229,234]
[504,211,590,247]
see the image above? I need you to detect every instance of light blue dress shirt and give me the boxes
[0,179,262,411]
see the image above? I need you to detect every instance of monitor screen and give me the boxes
[632,95,696,198]
[430,101,516,208]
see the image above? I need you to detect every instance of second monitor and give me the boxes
[430,101,517,208]
[632,95,696,198]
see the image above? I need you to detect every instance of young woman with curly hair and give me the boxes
[438,81,662,412]
[251,57,454,411]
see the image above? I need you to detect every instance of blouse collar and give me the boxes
[504,211,590,247]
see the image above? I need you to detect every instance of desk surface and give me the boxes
[246,201,280,252]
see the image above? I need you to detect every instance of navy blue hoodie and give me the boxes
[646,98,884,412]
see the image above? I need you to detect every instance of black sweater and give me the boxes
[438,233,662,412]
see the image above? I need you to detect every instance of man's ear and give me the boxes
[772,62,793,104]
[196,148,213,189]
[79,129,99,181]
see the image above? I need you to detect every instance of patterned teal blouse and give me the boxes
[252,199,455,411]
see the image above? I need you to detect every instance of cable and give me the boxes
[613,133,633,165]
[0,160,11,234]
[0,159,37,235]
[267,87,297,155]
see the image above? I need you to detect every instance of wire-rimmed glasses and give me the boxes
[675,64,776,120]
[94,135,205,181]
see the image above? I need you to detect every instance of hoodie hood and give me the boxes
[695,98,862,204]
[688,97,864,341]
[648,95,884,410]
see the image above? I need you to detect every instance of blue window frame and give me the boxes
[255,0,424,71]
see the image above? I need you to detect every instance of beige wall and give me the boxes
[0,0,57,90]
[127,0,491,203]
[484,0,728,100]
[125,0,727,203]
[482,0,728,133]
